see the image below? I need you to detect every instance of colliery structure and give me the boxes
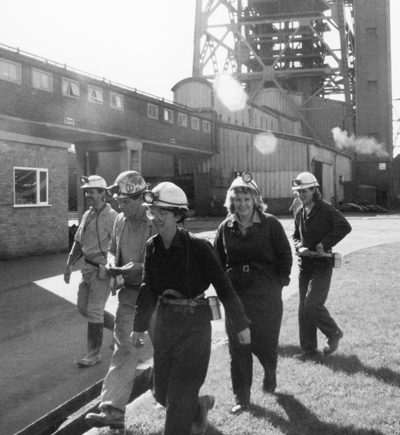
[0,0,396,261]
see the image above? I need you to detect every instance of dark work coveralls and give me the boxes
[293,199,351,352]
[133,228,249,435]
[214,210,292,406]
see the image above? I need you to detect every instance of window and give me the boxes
[14,167,48,206]
[203,120,211,133]
[88,85,103,104]
[178,113,187,127]
[191,117,200,130]
[0,58,21,83]
[110,92,124,110]
[164,109,174,123]
[32,69,53,91]
[148,103,159,119]
[62,78,80,98]
[367,80,378,90]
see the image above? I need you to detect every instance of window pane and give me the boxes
[15,169,37,205]
[39,171,47,203]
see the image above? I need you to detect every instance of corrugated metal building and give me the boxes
[173,78,352,215]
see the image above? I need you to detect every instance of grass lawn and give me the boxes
[99,242,400,435]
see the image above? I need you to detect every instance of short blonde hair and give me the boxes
[224,187,267,214]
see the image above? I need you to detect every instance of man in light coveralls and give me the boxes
[85,170,154,429]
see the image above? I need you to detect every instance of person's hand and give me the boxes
[64,266,72,284]
[120,262,142,278]
[132,331,145,348]
[236,327,251,345]
[105,261,118,276]
[298,247,311,257]
[315,243,325,256]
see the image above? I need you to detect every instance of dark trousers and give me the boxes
[153,303,211,435]
[226,296,282,405]
[298,263,339,351]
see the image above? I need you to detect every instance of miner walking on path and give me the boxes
[64,175,118,367]
[292,172,351,361]
[85,170,155,429]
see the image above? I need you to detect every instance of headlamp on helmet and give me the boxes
[291,172,319,190]
[229,172,260,195]
[80,175,107,189]
[106,171,147,199]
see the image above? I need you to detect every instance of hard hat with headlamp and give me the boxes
[291,172,319,190]
[143,182,189,210]
[80,175,107,190]
[106,171,147,199]
[229,172,260,195]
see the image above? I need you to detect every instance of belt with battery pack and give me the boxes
[160,289,207,314]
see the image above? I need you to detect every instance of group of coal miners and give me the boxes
[64,169,351,434]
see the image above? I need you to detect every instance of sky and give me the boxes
[0,0,399,152]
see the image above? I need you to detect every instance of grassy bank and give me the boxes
[101,242,400,435]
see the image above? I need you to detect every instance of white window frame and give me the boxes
[62,77,80,98]
[110,92,124,110]
[87,85,103,104]
[203,120,211,133]
[147,103,159,120]
[0,58,21,83]
[178,113,187,127]
[32,69,53,91]
[191,117,200,130]
[164,108,174,124]
[14,167,49,207]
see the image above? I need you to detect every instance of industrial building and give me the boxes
[0,0,394,259]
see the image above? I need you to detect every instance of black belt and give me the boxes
[85,258,100,268]
[227,262,269,273]
[160,289,207,307]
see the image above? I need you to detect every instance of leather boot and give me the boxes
[77,322,103,367]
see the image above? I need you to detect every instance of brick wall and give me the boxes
[0,132,70,260]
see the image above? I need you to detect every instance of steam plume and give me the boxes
[331,127,388,158]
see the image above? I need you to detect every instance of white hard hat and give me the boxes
[107,171,146,199]
[229,172,260,195]
[292,172,319,190]
[143,182,189,210]
[80,175,107,189]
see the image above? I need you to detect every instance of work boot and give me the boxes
[294,349,318,362]
[191,395,215,435]
[230,403,249,414]
[85,406,125,429]
[323,329,343,356]
[77,322,103,367]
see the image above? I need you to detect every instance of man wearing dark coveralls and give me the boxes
[214,172,292,414]
[132,182,251,435]
[292,172,351,361]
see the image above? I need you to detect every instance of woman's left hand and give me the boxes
[237,327,251,345]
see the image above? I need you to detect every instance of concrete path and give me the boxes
[1,212,399,434]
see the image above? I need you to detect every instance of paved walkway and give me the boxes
[1,212,399,434]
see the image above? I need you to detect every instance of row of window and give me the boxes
[0,57,124,109]
[147,103,211,133]
[0,57,212,132]
[14,167,48,206]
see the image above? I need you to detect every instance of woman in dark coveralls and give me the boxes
[214,173,292,414]
[132,182,251,435]
[292,172,351,361]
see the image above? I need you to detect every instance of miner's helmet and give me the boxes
[80,175,107,190]
[229,172,260,195]
[142,182,189,210]
[106,171,147,199]
[291,172,319,190]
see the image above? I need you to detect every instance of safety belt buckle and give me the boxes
[242,265,250,272]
